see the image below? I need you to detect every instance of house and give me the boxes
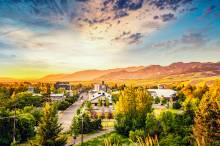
[50,93,65,101]
[89,90,112,106]
[54,82,71,91]
[147,89,176,99]
[27,86,34,94]
[94,81,107,92]
[27,86,42,96]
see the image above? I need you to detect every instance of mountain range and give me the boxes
[1,62,220,82]
[39,62,220,82]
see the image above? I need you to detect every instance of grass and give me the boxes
[153,108,183,117]
[101,119,115,128]
[74,132,130,146]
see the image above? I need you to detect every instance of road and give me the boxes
[59,92,88,132]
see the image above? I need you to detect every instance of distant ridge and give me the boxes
[39,62,220,81]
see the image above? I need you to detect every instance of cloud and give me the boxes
[0,53,16,60]
[160,13,175,22]
[152,31,208,50]
[204,5,216,16]
[113,0,144,10]
[0,0,195,49]
[128,33,143,44]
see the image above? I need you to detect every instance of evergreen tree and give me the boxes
[39,103,66,146]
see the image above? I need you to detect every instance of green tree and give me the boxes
[39,103,66,146]
[98,98,102,107]
[154,96,160,104]
[85,101,92,111]
[145,113,160,136]
[17,113,36,142]
[0,109,13,146]
[72,111,102,135]
[105,98,110,107]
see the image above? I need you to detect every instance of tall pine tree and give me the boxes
[39,103,66,146]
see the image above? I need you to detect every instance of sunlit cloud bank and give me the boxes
[0,0,220,79]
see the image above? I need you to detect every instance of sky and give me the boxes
[0,0,220,79]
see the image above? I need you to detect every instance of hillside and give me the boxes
[39,62,220,81]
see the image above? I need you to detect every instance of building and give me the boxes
[147,88,176,99]
[27,86,34,94]
[94,81,107,92]
[50,93,65,101]
[54,82,71,91]
[89,90,112,106]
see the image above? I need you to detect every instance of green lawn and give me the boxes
[153,108,183,117]
[74,132,130,146]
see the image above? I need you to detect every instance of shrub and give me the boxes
[173,101,181,109]
[161,98,167,105]
[154,97,160,104]
[103,133,121,146]
[57,101,71,111]
[129,129,145,142]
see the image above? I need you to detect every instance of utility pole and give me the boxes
[13,106,16,143]
[81,114,83,146]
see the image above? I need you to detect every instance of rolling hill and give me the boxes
[39,62,220,81]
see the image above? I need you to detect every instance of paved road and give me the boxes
[59,92,88,132]
[67,128,115,146]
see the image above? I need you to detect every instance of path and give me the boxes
[67,128,115,146]
[59,92,88,132]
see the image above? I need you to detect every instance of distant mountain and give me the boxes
[40,66,145,81]
[0,77,18,82]
[39,62,220,81]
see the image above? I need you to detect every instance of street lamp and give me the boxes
[80,106,85,146]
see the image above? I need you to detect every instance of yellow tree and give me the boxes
[115,87,153,135]
[193,81,220,146]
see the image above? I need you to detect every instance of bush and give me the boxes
[161,98,167,105]
[8,93,43,109]
[72,112,102,135]
[173,101,181,109]
[65,96,78,104]
[103,133,122,146]
[57,101,71,111]
[129,129,145,142]
[154,97,160,104]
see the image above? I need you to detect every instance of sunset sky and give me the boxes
[0,0,220,79]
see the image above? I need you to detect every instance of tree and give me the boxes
[145,113,160,136]
[115,87,153,136]
[0,109,36,145]
[39,103,66,146]
[154,96,160,104]
[105,98,110,107]
[72,111,102,135]
[17,113,36,142]
[0,109,13,146]
[85,101,92,111]
[193,81,220,146]
[98,98,102,107]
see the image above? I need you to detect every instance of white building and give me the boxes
[27,86,34,94]
[50,93,65,101]
[94,81,107,92]
[89,90,112,106]
[148,89,176,99]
